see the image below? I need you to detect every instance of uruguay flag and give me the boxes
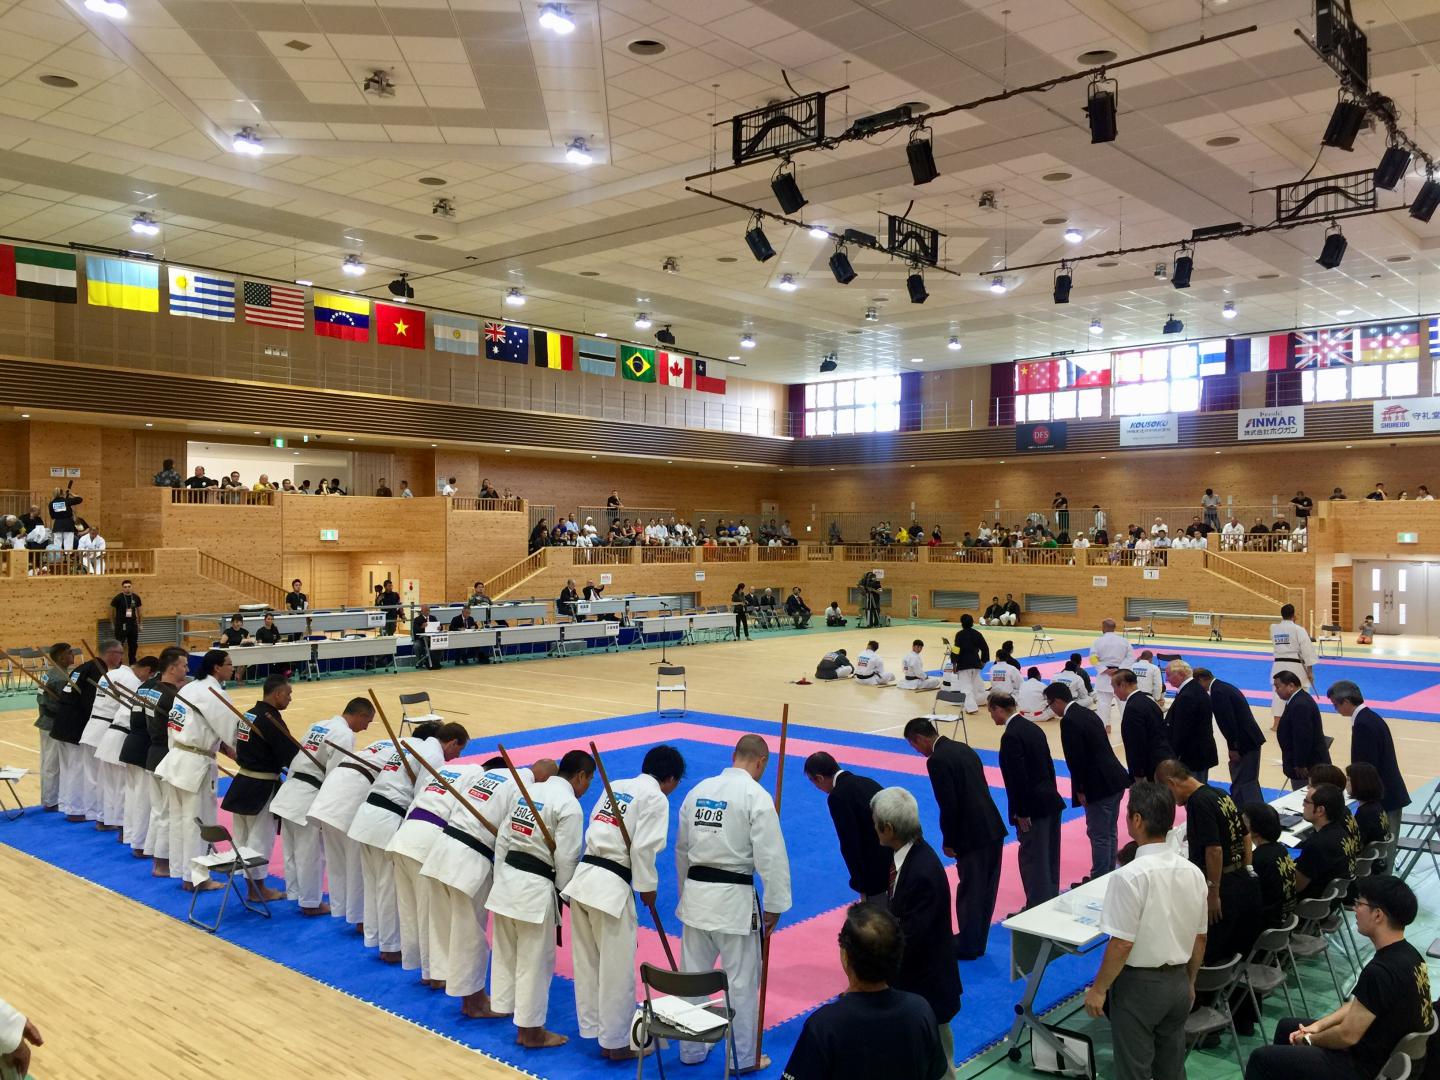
[168,266,235,321]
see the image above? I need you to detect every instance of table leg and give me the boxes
[999,938,1091,1072]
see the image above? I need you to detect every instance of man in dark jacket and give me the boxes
[1049,682,1131,881]
[945,613,989,716]
[1164,659,1218,783]
[1197,667,1266,808]
[785,587,812,629]
[220,675,298,902]
[805,752,890,903]
[904,716,1007,960]
[1328,680,1409,814]
[1274,670,1330,788]
[872,786,962,1072]
[993,692,1065,908]
[1114,669,1173,782]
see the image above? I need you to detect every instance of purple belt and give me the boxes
[406,807,446,827]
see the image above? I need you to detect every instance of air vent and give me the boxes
[931,590,980,610]
[1025,594,1077,615]
[1125,597,1188,621]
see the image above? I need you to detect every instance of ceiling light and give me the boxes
[431,197,455,219]
[740,333,756,349]
[1085,75,1118,144]
[907,126,938,185]
[819,354,838,373]
[829,244,856,285]
[538,3,576,34]
[1063,226,1083,244]
[727,355,739,360]
[387,275,414,300]
[1052,265,1072,304]
[504,287,525,307]
[771,162,806,214]
[341,254,365,277]
[633,312,651,329]
[1172,246,1193,289]
[1222,300,1237,319]
[988,275,1007,294]
[808,224,828,239]
[863,306,878,322]
[564,136,593,165]
[84,0,126,17]
[1162,313,1184,334]
[1322,96,1367,151]
[1409,176,1440,224]
[231,127,263,155]
[362,69,395,98]
[295,278,313,287]
[596,332,608,337]
[947,336,962,351]
[1316,222,1347,269]
[1336,308,1354,317]
[777,273,798,292]
[130,212,159,237]
[745,218,776,263]
[1089,317,1104,335]
[1375,144,1413,190]
[906,269,928,305]
[909,356,924,364]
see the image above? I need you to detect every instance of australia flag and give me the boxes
[484,322,530,363]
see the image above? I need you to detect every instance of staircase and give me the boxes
[1200,551,1306,613]
[490,549,550,599]
[197,552,288,609]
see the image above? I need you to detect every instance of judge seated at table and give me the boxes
[448,606,482,664]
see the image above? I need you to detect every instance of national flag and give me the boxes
[1197,339,1227,376]
[1358,321,1419,363]
[376,301,424,349]
[1430,317,1440,358]
[1014,359,1059,394]
[85,256,159,312]
[433,313,479,355]
[621,345,656,382]
[578,337,617,377]
[313,290,370,342]
[167,266,234,321]
[1063,355,1111,387]
[243,281,305,330]
[533,329,575,370]
[694,358,726,395]
[1294,326,1355,368]
[1234,333,1294,371]
[658,351,692,388]
[484,321,529,363]
[0,245,77,303]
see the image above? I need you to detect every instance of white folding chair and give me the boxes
[920,689,968,743]
[398,692,443,737]
[1317,624,1343,657]
[657,665,686,716]
[1031,625,1054,654]
[187,821,272,933]
[0,766,27,820]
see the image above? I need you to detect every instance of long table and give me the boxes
[420,620,620,661]
[1144,609,1276,642]
[636,611,736,646]
[225,601,551,637]
[574,595,684,617]
[190,636,399,678]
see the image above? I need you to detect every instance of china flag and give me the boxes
[376,302,425,349]
[1015,359,1059,393]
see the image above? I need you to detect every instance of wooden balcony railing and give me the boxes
[195,553,287,607]
[451,496,526,512]
[25,548,156,577]
[489,549,548,597]
[167,487,277,506]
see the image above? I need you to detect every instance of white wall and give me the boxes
[185,442,352,488]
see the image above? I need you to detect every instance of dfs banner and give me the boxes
[1016,421,1068,451]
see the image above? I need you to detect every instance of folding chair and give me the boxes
[1378,1052,1412,1080]
[1318,876,1358,977]
[187,821,273,933]
[1290,885,1346,1006]
[1238,914,1301,1041]
[634,962,737,1080]
[397,692,443,738]
[0,766,27,820]
[1030,625,1054,654]
[920,689,968,744]
[1317,624,1343,657]
[657,666,686,717]
[1395,1012,1438,1072]
[1183,953,1246,1073]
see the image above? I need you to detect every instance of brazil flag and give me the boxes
[621,346,656,382]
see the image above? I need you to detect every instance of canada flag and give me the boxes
[658,351,693,389]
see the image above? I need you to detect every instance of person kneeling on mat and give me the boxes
[816,649,854,680]
[856,642,896,686]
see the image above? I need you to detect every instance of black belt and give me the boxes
[687,865,754,886]
[365,792,408,817]
[338,760,378,779]
[583,853,632,884]
[293,771,322,789]
[505,849,556,881]
[442,824,494,861]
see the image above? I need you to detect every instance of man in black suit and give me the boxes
[804,752,890,904]
[1274,670,1330,788]
[1197,667,1266,808]
[1164,659,1218,783]
[1328,680,1409,814]
[1114,668,1173,782]
[992,692,1065,908]
[557,578,581,620]
[1048,682,1131,881]
[904,716,1007,960]
[872,786,962,1074]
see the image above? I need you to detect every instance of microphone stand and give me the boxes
[651,598,673,666]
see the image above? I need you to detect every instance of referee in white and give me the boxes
[1083,781,1208,1080]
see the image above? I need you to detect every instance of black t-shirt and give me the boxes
[111,592,142,624]
[1185,784,1245,873]
[1251,842,1297,927]
[781,988,948,1080]
[255,625,280,644]
[285,591,307,611]
[183,475,217,489]
[1290,496,1313,518]
[1296,820,1354,898]
[221,626,250,647]
[1355,800,1388,850]
[1350,941,1434,1079]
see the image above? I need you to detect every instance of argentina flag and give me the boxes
[168,266,235,321]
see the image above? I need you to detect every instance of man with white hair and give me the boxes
[1089,619,1134,728]
[1164,660,1217,784]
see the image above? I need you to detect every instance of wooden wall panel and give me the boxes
[350,451,395,498]
[445,510,530,599]
[133,430,188,486]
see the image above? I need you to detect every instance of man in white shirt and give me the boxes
[1269,602,1317,719]
[440,476,457,496]
[77,525,106,572]
[486,749,593,1049]
[676,734,792,1072]
[1089,619,1135,728]
[400,481,413,498]
[1129,651,1166,704]
[0,995,42,1076]
[855,640,896,686]
[1073,535,1091,551]
[899,640,942,691]
[1221,516,1245,551]
[1083,781,1208,1080]
[562,745,686,1060]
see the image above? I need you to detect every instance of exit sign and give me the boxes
[1398,532,1418,544]
[272,437,285,448]
[319,529,339,542]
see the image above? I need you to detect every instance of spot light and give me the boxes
[387,275,414,300]
[829,243,857,285]
[1409,175,1440,224]
[1162,313,1184,334]
[745,216,775,263]
[907,126,939,185]
[771,161,806,214]
[906,268,928,304]
[130,212,159,237]
[1316,222,1348,269]
[1322,96,1367,151]
[808,224,828,239]
[1171,246,1193,289]
[819,353,838,373]
[1052,264,1072,304]
[1085,75,1118,144]
[1375,144,1413,191]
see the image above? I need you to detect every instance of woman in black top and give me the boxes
[48,484,82,550]
[1347,761,1390,868]
[732,582,751,640]
[255,614,281,644]
[219,615,251,647]
[528,519,548,552]
[1243,803,1297,928]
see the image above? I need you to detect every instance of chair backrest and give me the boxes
[1395,1011,1440,1061]
[935,690,967,708]
[1381,1051,1413,1080]
[1353,855,1376,880]
[1295,885,1341,923]
[398,692,431,707]
[641,961,727,1000]
[1156,652,1183,663]
[658,665,685,677]
[1321,624,1342,633]
[1193,953,1242,993]
[198,821,235,846]
[1030,625,1045,633]
[1249,914,1299,957]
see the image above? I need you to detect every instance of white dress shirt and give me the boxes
[1100,842,1208,967]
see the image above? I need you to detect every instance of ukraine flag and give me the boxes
[314,291,370,342]
[86,256,159,312]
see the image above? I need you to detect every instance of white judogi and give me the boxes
[898,651,941,691]
[486,774,583,1030]
[307,738,394,925]
[270,716,355,908]
[78,666,123,822]
[153,676,233,883]
[347,737,443,952]
[387,762,470,978]
[855,650,895,686]
[1090,631,1134,725]
[1270,618,1317,715]
[1017,677,1050,721]
[1052,669,1096,710]
[420,764,515,999]
[987,660,1022,698]
[675,767,792,1070]
[1129,659,1166,704]
[95,665,145,844]
[561,773,669,1051]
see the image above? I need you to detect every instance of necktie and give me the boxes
[888,860,898,899]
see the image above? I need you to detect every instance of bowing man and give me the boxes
[1114,669,1172,782]
[75,639,126,826]
[803,752,890,905]
[119,646,189,876]
[1164,660,1218,783]
[1274,670,1330,788]
[1328,680,1409,815]
[1197,668,1266,810]
[1048,682,1131,880]
[562,745,686,1061]
[219,675,298,902]
[993,692,1065,908]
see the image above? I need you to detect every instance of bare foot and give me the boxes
[355,922,364,935]
[461,992,506,1019]
[603,1045,655,1060]
[736,1055,771,1074]
[247,883,285,902]
[151,859,170,877]
[97,823,120,832]
[299,903,332,917]
[131,848,149,858]
[517,1027,568,1049]
[182,880,223,893]
[65,813,86,822]
[379,951,401,964]
[43,805,58,812]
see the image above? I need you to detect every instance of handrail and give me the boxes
[1201,550,1304,609]
[0,490,41,517]
[490,549,548,598]
[195,553,287,608]
[22,548,156,577]
[167,487,277,506]
[451,496,526,513]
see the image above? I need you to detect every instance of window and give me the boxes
[1170,378,1201,412]
[1387,362,1417,397]
[1298,361,1419,403]
[804,375,902,436]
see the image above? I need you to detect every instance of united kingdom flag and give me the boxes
[1293,326,1355,368]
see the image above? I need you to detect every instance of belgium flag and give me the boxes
[621,345,656,382]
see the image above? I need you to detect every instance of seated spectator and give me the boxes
[183,466,217,495]
[1222,517,1244,550]
[153,458,181,487]
[375,478,393,497]
[399,480,413,498]
[786,587,811,629]
[254,613,281,644]
[815,648,853,679]
[315,479,332,495]
[1346,762,1390,855]
[441,477,457,496]
[1418,485,1433,500]
[735,519,752,545]
[1329,487,1348,500]
[580,516,598,542]
[1001,594,1021,625]
[980,596,1004,625]
[1150,516,1167,536]
[219,469,244,498]
[824,601,846,627]
[297,480,312,494]
[479,478,499,500]
[77,524,106,572]
[1243,875,1433,1080]
[528,518,548,552]
[780,519,798,545]
[1272,517,1291,533]
[1365,482,1387,501]
[1244,803,1297,929]
[219,614,251,647]
[549,523,569,546]
[329,477,345,495]
[252,474,274,492]
[1294,783,1358,899]
[827,520,843,545]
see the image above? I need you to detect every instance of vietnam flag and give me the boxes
[376,302,424,349]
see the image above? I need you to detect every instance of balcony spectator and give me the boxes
[1419,485,1433,500]
[780,519,798,545]
[441,476,457,496]
[549,522,569,546]
[297,480,312,494]
[563,514,579,538]
[1329,486,1347,500]
[827,520,843,544]
[1365,482,1386,501]
[184,466,217,497]
[479,478,499,500]
[736,519,752,545]
[605,489,621,526]
[219,470,245,503]
[1221,516,1244,551]
[47,486,82,550]
[400,480,413,498]
[1073,534,1091,553]
[528,518,548,553]
[315,479,333,496]
[375,478,393,497]
[153,459,181,487]
[329,477,345,495]
[77,524,106,573]
[1092,505,1106,534]
[1134,534,1153,566]
[1201,488,1221,530]
[606,519,627,546]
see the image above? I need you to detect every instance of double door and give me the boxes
[1354,560,1440,634]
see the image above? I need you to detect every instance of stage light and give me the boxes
[1089,317,1104,335]
[341,254,365,276]
[740,333,756,349]
[989,275,1007,294]
[538,3,576,34]
[771,162,806,214]
[1375,144,1413,191]
[1316,223,1347,269]
[947,336,962,351]
[1222,300,1237,319]
[1063,226,1083,244]
[907,127,939,185]
[777,273,798,292]
[564,136,593,165]
[829,244,856,285]
[655,325,676,346]
[808,224,828,239]
[745,218,775,263]
[1171,246,1193,289]
[1085,76,1118,144]
[387,275,414,300]
[1162,313,1184,334]
[505,287,525,307]
[231,127,263,155]
[1409,176,1440,224]
[130,213,159,237]
[1052,265,1072,304]
[633,313,651,329]
[906,269,928,305]
[819,354,838,373]
[1322,97,1367,151]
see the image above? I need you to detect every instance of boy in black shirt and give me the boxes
[109,580,143,663]
[1244,875,1433,1080]
[219,614,251,648]
[1244,803,1297,928]
[1295,784,1358,899]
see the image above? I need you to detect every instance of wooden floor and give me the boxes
[2,623,1438,1077]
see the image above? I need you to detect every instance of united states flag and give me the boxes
[243,281,305,330]
[1294,327,1354,368]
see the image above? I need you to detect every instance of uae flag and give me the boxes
[658,351,692,388]
[0,245,77,303]
[376,302,425,349]
[694,358,726,395]
[533,330,575,370]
